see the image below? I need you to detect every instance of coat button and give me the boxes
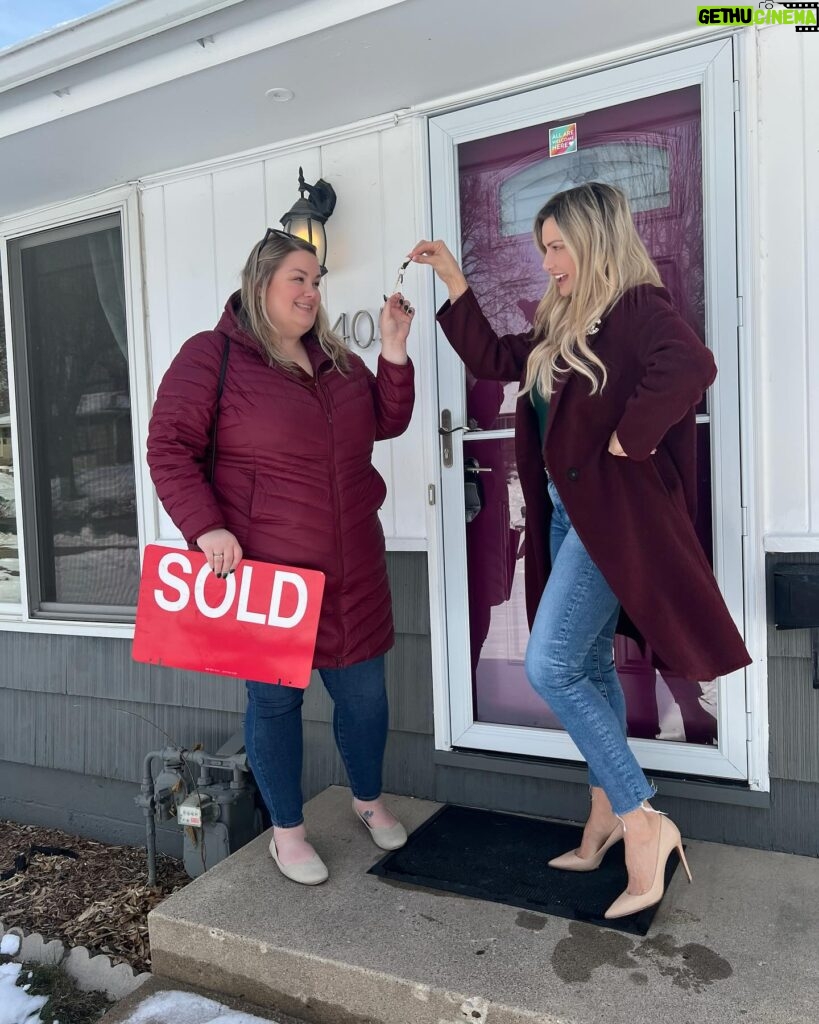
[567,467,579,481]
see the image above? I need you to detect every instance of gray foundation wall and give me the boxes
[1,552,817,857]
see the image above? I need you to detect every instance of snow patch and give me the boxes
[0,962,48,1024]
[123,990,279,1024]
[0,935,21,956]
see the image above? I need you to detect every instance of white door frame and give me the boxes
[427,39,753,782]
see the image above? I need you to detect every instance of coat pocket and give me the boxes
[651,447,687,512]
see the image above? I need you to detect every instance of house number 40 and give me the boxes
[332,310,380,350]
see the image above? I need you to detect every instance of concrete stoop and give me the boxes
[148,786,819,1024]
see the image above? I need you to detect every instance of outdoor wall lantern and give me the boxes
[279,166,337,273]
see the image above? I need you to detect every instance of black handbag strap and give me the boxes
[209,337,231,484]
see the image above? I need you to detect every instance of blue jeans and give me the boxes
[524,479,654,816]
[244,655,388,828]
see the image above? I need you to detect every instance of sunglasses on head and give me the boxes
[260,227,327,276]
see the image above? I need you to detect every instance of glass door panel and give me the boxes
[460,86,720,746]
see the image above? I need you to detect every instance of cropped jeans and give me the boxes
[524,478,654,816]
[244,655,388,828]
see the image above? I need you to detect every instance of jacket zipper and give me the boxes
[314,371,346,668]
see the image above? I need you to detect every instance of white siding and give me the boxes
[140,126,427,548]
[758,29,819,550]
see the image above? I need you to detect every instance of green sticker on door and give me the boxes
[549,123,578,158]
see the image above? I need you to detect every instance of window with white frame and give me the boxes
[7,214,140,621]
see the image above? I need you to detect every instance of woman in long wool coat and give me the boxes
[147,230,416,886]
[410,182,751,919]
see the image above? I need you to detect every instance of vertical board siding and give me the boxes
[768,656,819,785]
[0,633,64,693]
[378,122,428,542]
[33,692,86,775]
[141,126,425,546]
[2,536,817,813]
[0,554,434,788]
[148,664,247,715]
[759,31,813,538]
[82,698,244,783]
[65,635,153,703]
[385,633,433,735]
[382,730,436,800]
[767,624,812,660]
[805,49,819,535]
[302,719,345,800]
[212,162,268,299]
[0,688,40,763]
[388,551,432,636]
[434,767,819,857]
[321,131,397,536]
[4,756,818,857]
[301,670,333,723]
[162,175,220,347]
[435,763,587,826]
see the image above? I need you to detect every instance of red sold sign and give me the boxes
[132,544,325,688]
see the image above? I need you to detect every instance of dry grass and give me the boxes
[0,820,189,973]
[14,962,112,1024]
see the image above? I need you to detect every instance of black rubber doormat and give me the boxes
[369,804,683,935]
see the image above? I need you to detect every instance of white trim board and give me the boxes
[764,535,819,554]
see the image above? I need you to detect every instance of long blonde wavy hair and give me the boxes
[521,182,661,399]
[239,231,349,372]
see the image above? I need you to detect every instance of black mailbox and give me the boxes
[773,564,819,630]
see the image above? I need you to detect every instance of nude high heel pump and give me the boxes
[604,810,692,919]
[548,822,624,872]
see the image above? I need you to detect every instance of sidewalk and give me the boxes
[143,786,819,1024]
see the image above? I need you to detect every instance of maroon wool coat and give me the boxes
[438,285,751,682]
[147,293,415,668]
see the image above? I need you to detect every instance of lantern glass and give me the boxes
[281,212,327,269]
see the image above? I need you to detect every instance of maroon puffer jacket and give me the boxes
[146,293,415,668]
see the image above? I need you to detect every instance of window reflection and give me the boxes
[16,219,139,614]
[500,140,672,236]
[0,278,20,603]
[459,86,717,746]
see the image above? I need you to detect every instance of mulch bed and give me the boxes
[0,820,189,973]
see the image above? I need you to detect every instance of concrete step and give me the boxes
[149,785,819,1024]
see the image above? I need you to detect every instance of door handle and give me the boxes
[439,408,473,468]
[438,424,474,436]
